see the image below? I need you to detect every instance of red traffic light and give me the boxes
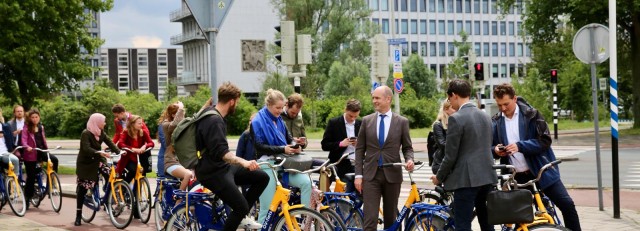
[475,63,483,71]
[551,69,557,77]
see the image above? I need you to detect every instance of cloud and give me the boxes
[131,36,163,48]
[101,0,181,48]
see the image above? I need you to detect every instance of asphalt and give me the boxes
[2,124,639,230]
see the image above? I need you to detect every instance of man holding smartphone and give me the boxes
[281,93,308,149]
[321,99,362,192]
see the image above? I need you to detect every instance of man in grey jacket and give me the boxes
[431,80,497,231]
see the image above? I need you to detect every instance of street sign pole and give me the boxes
[609,0,620,218]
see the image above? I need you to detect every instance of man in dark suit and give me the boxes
[355,86,414,231]
[431,79,497,231]
[321,99,362,192]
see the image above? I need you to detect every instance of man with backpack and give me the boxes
[193,82,269,231]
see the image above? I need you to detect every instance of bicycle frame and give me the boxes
[35,147,60,196]
[155,177,181,220]
[3,148,22,196]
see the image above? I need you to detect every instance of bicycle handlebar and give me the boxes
[10,146,24,155]
[380,161,424,170]
[34,146,62,153]
[120,147,153,153]
[95,150,126,158]
[500,160,562,188]
[326,153,351,168]
[284,158,332,175]
[257,158,286,169]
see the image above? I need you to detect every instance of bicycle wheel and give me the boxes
[274,207,333,231]
[422,191,446,205]
[328,199,363,229]
[154,199,166,231]
[107,181,134,229]
[136,177,152,224]
[527,224,571,231]
[48,172,62,212]
[320,207,348,231]
[165,205,201,231]
[81,188,98,223]
[406,214,453,231]
[6,177,26,217]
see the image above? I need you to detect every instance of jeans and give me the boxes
[452,184,494,231]
[0,154,20,172]
[258,160,312,223]
[157,148,165,178]
[200,165,269,231]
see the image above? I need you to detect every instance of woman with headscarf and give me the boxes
[74,113,121,226]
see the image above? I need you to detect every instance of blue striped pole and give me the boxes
[609,0,620,219]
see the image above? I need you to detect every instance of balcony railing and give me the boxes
[177,71,209,85]
[170,8,192,22]
[170,33,206,45]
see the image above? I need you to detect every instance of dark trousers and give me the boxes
[199,165,269,231]
[24,161,38,199]
[362,169,401,231]
[122,161,138,184]
[140,150,152,173]
[452,184,494,231]
[39,152,59,172]
[515,173,581,231]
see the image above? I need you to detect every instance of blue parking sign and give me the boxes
[394,49,401,62]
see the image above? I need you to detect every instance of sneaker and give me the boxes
[238,217,262,230]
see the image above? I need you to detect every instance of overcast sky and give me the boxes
[101,0,182,48]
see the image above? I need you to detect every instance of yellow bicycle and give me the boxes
[121,147,153,224]
[0,147,26,216]
[32,146,62,212]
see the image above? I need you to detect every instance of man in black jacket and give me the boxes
[195,82,269,231]
[321,99,362,192]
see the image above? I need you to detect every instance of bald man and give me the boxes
[354,86,414,231]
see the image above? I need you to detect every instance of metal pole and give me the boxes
[553,83,558,140]
[209,31,218,104]
[609,0,621,219]
[390,0,400,114]
[589,26,604,211]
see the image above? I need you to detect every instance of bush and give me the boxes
[226,96,258,135]
[399,87,438,128]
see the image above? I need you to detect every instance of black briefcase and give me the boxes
[486,189,534,225]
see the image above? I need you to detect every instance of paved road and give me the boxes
[560,148,640,189]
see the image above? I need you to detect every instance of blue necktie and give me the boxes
[378,114,386,166]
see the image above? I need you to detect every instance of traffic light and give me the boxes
[297,34,312,65]
[462,56,469,79]
[474,63,484,81]
[275,21,295,66]
[371,34,389,83]
[550,69,558,83]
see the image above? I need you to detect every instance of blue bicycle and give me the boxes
[0,147,26,217]
[153,176,182,230]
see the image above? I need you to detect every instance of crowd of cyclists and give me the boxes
[0,80,580,231]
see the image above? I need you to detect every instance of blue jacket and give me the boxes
[491,97,560,190]
[2,123,15,152]
[236,130,255,161]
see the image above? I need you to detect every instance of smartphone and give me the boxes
[291,143,301,149]
[349,137,357,141]
[498,145,506,151]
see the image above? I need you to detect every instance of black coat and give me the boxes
[321,115,361,177]
[431,120,446,175]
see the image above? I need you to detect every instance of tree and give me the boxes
[0,0,114,110]
[511,68,554,121]
[166,79,178,102]
[270,0,377,98]
[259,71,294,106]
[497,0,640,127]
[443,31,472,90]
[324,56,370,97]
[403,54,438,98]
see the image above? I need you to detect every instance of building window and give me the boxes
[517,43,523,57]
[370,0,379,10]
[483,42,490,57]
[411,20,418,34]
[381,0,389,10]
[439,20,445,35]
[438,0,445,12]
[411,42,419,54]
[474,21,481,35]
[429,20,436,34]
[456,0,463,13]
[372,18,380,27]
[517,22,523,36]
[395,19,399,34]
[474,0,480,13]
[448,42,455,56]
[429,0,436,12]
[491,21,498,35]
[448,20,454,35]
[410,0,417,11]
[420,20,427,34]
[483,21,489,35]
[509,22,515,36]
[491,43,498,57]
[402,43,408,56]
[439,64,447,78]
[465,0,471,12]
[421,42,428,56]
[457,20,463,34]
[510,64,516,77]
[500,42,506,57]
[491,0,497,14]
[394,0,399,11]
[465,21,472,34]
[526,43,531,57]
[430,64,437,74]
[447,0,454,12]
[500,21,506,35]
[482,0,488,13]
[474,43,481,56]
[382,19,390,34]
[430,42,437,56]
[401,19,409,34]
[509,43,515,57]
[501,64,507,78]
[439,42,446,57]
[420,0,427,11]
[492,64,499,78]
[401,0,408,11]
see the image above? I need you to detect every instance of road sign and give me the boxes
[387,38,407,45]
[599,78,607,91]
[372,81,380,92]
[393,49,401,62]
[573,24,610,64]
[393,63,403,78]
[394,79,404,93]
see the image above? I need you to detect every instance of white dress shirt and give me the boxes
[343,114,356,160]
[376,110,392,144]
[504,105,530,172]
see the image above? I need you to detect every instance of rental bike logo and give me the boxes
[262,211,273,229]
[395,206,409,223]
